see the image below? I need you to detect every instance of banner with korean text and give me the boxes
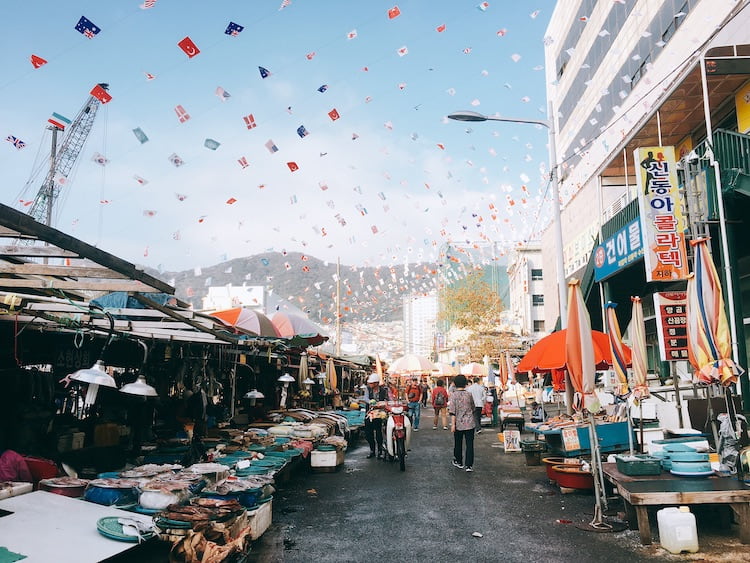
[653,291,689,361]
[635,146,689,282]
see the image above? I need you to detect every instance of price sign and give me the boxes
[654,291,689,361]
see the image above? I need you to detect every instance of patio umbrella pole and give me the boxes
[587,413,610,529]
[627,404,634,456]
[639,404,644,454]
[672,363,684,428]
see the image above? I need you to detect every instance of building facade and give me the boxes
[402,293,438,358]
[506,243,547,342]
[543,0,750,402]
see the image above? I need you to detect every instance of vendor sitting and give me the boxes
[530,401,547,424]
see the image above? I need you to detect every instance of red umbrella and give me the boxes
[210,307,280,337]
[517,329,630,373]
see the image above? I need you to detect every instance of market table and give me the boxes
[0,490,154,562]
[602,462,750,545]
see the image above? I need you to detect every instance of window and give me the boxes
[532,294,544,307]
[531,268,543,281]
[533,320,545,333]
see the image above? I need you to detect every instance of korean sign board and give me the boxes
[635,146,689,282]
[654,291,689,361]
[593,219,644,282]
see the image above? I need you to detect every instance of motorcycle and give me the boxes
[384,401,412,471]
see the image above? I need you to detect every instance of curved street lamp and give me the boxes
[447,106,568,330]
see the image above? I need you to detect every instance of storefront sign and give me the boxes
[593,219,644,282]
[654,291,689,361]
[635,146,689,282]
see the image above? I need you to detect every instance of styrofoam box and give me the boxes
[310,449,344,468]
[247,499,272,540]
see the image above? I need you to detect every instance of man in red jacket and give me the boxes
[405,377,422,431]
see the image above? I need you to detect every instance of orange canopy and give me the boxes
[516,329,631,374]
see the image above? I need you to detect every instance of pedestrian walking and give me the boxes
[405,377,422,431]
[467,377,486,433]
[431,379,450,429]
[420,379,429,407]
[449,374,476,472]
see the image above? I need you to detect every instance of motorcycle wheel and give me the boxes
[396,436,406,471]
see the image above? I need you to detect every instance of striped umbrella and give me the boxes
[565,279,596,411]
[604,302,629,396]
[629,297,650,401]
[686,238,743,386]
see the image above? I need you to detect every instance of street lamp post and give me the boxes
[447,103,568,329]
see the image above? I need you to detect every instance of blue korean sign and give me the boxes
[593,219,644,282]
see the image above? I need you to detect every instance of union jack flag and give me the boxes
[6,135,26,149]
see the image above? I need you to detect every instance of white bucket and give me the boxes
[657,506,699,554]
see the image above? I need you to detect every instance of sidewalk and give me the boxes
[251,407,750,562]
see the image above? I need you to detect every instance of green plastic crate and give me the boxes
[614,454,662,476]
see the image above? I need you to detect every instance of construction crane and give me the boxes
[27,83,109,227]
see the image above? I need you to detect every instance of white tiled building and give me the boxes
[506,243,547,341]
[402,293,438,358]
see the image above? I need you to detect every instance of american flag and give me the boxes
[140,0,157,9]
[6,135,26,149]
[279,0,291,10]
[237,157,249,169]
[174,105,190,123]
[265,139,279,153]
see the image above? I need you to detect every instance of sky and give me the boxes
[1,0,555,274]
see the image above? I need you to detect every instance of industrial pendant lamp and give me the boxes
[69,307,117,408]
[120,341,158,397]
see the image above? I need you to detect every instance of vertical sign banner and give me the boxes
[654,291,689,361]
[635,146,689,282]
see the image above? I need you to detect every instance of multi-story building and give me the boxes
[543,1,750,403]
[403,293,438,358]
[507,243,547,342]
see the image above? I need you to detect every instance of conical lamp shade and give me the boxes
[69,360,117,388]
[120,374,158,397]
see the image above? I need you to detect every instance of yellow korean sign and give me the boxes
[635,146,689,282]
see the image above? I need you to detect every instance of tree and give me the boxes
[438,270,504,361]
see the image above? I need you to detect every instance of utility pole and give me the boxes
[335,257,341,355]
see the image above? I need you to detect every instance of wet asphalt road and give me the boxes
[250,408,750,563]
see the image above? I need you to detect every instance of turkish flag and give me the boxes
[178,36,200,58]
[90,84,112,103]
[436,24,446,33]
[328,108,340,121]
[287,162,299,172]
[387,6,401,19]
[30,54,47,68]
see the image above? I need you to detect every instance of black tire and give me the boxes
[396,436,406,471]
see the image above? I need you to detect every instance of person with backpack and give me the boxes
[431,379,450,430]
